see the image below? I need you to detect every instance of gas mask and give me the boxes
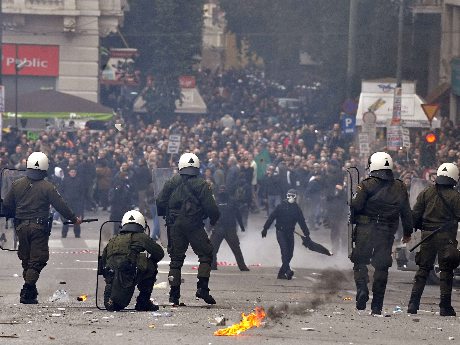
[287,192,297,204]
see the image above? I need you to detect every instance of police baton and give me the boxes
[409,227,442,252]
[63,218,99,225]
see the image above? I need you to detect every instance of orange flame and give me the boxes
[214,307,265,336]
[77,294,87,301]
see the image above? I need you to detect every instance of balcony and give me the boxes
[411,0,442,14]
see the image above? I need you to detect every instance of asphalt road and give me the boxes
[1,210,459,345]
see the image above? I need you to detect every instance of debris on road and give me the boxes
[13,274,19,277]
[152,312,172,317]
[83,311,93,315]
[343,297,352,301]
[163,324,178,327]
[153,282,168,289]
[51,313,62,317]
[449,337,455,340]
[48,290,69,302]
[59,282,66,285]
[115,333,123,337]
[209,316,226,326]
[0,334,19,338]
[301,327,316,331]
[77,294,88,301]
[393,306,402,314]
[148,324,155,329]
[57,308,66,311]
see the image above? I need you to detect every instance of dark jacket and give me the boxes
[412,184,460,232]
[61,175,85,215]
[156,174,220,227]
[263,200,309,236]
[216,195,244,230]
[351,176,413,236]
[109,177,134,217]
[3,176,77,222]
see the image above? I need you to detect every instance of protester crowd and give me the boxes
[0,67,458,249]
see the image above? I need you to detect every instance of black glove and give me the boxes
[261,228,267,238]
[241,226,246,232]
[302,235,312,247]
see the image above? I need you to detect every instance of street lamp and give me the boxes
[14,46,27,129]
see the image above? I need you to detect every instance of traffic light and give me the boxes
[420,132,437,168]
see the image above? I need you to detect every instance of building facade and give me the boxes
[2,0,127,102]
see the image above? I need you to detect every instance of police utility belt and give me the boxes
[356,215,396,226]
[16,218,48,225]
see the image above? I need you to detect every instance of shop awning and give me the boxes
[3,89,114,130]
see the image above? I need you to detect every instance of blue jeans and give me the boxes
[149,202,161,240]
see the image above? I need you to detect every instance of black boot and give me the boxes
[196,277,216,305]
[371,294,384,315]
[169,286,181,306]
[135,294,159,311]
[407,291,422,315]
[440,294,456,316]
[355,281,369,311]
[20,284,38,304]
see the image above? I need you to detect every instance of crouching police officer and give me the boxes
[350,152,412,315]
[261,189,311,280]
[157,153,220,306]
[101,210,164,311]
[3,152,82,304]
[406,163,460,316]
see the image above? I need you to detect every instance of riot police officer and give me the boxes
[3,152,82,304]
[261,189,311,280]
[101,210,164,311]
[406,163,460,316]
[350,152,412,315]
[157,153,220,306]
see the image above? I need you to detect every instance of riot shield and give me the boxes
[409,178,431,208]
[95,220,151,310]
[152,168,174,196]
[346,167,360,259]
[0,168,27,251]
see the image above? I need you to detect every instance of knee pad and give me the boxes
[439,245,460,271]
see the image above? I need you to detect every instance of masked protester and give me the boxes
[210,185,250,271]
[3,152,82,304]
[406,163,460,316]
[156,153,220,306]
[101,210,164,311]
[261,189,311,280]
[350,152,412,315]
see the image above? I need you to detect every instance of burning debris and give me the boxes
[214,307,266,336]
[77,294,88,302]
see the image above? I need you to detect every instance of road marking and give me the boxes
[48,240,64,248]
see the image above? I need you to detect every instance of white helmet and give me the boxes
[27,152,49,171]
[436,163,459,185]
[368,152,393,172]
[121,210,147,233]
[178,152,200,175]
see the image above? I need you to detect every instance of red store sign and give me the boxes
[2,44,59,77]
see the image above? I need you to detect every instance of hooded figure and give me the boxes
[261,189,311,280]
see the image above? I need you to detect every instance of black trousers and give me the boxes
[276,230,295,275]
[210,226,247,269]
[167,223,213,287]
